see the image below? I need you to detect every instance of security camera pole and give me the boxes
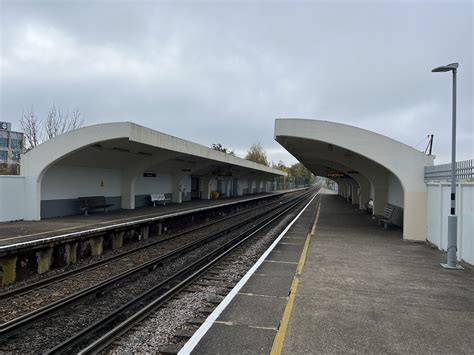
[431,62,462,269]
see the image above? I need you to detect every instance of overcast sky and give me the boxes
[1,0,472,166]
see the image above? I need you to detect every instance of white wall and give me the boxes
[427,182,474,265]
[0,176,25,221]
[182,176,191,195]
[387,172,404,207]
[135,173,173,195]
[41,165,122,200]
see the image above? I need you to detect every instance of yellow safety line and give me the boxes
[271,198,321,355]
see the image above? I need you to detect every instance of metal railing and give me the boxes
[425,159,474,182]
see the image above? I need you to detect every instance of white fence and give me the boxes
[427,182,474,265]
[425,159,474,181]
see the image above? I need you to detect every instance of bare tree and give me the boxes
[20,105,85,149]
[20,106,42,150]
[45,106,84,139]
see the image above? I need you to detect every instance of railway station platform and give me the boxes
[184,191,474,354]
[0,191,296,248]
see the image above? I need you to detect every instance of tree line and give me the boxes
[211,141,316,186]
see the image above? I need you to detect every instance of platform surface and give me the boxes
[282,194,474,354]
[191,192,319,354]
[0,191,294,248]
[190,193,474,354]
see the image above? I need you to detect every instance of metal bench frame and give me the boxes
[375,205,395,229]
[78,196,113,215]
[150,193,171,207]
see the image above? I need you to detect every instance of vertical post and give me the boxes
[446,68,458,268]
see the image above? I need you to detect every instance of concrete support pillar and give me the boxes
[37,248,53,274]
[338,181,347,198]
[264,180,270,192]
[247,178,254,194]
[352,176,371,209]
[273,179,278,191]
[201,177,211,200]
[403,191,428,241]
[225,179,232,197]
[172,174,187,203]
[372,185,388,215]
[121,172,137,209]
[0,256,17,286]
[68,243,78,264]
[92,236,104,256]
[141,224,150,240]
[256,179,262,193]
[359,186,370,209]
[236,179,244,196]
[113,232,124,249]
[340,182,347,198]
[351,181,359,205]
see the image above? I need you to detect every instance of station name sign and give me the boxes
[212,171,233,177]
[326,172,345,178]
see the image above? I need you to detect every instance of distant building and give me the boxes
[0,121,24,174]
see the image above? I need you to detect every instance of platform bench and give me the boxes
[150,193,171,207]
[364,199,374,214]
[375,205,395,229]
[78,196,113,215]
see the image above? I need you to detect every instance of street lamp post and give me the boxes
[431,62,462,269]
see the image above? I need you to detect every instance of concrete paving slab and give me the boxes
[192,323,276,355]
[282,194,474,355]
[240,274,294,297]
[255,260,298,277]
[217,293,287,328]
[266,249,301,263]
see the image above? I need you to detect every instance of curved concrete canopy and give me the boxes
[302,159,372,207]
[22,122,283,179]
[21,122,285,220]
[275,118,434,241]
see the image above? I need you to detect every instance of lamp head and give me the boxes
[432,63,459,72]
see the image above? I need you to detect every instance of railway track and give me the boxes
[0,189,315,353]
[0,190,303,323]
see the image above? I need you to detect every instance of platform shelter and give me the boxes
[0,122,285,221]
[275,118,434,241]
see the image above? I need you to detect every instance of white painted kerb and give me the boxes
[178,191,320,354]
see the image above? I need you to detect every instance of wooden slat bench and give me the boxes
[150,193,171,207]
[375,205,396,229]
[78,196,113,215]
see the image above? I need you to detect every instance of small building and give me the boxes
[0,121,24,174]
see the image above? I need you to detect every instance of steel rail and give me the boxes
[0,191,301,301]
[0,191,310,338]
[52,191,314,354]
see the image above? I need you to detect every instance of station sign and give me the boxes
[0,122,11,131]
[326,172,345,178]
[212,171,233,177]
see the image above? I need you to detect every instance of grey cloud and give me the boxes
[1,0,472,166]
